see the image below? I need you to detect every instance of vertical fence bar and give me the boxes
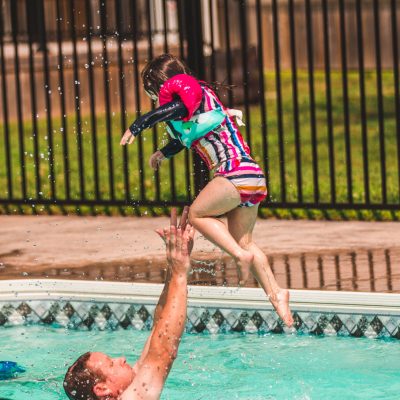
[255,0,269,199]
[288,0,302,203]
[39,0,56,200]
[144,0,160,202]
[25,1,41,199]
[100,0,115,200]
[177,0,185,60]
[183,0,208,194]
[10,1,27,199]
[162,0,169,53]
[184,0,205,79]
[272,0,286,203]
[131,0,145,203]
[177,0,191,201]
[208,0,216,83]
[356,0,369,204]
[85,0,99,200]
[0,0,12,199]
[339,0,353,204]
[322,0,335,204]
[391,0,400,202]
[305,0,319,204]
[223,0,233,107]
[373,0,387,204]
[238,0,251,148]
[69,0,85,199]
[115,0,130,202]
[56,0,70,200]
[162,0,177,202]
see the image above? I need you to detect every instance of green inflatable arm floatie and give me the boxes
[167,109,226,148]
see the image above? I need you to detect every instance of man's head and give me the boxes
[64,352,134,399]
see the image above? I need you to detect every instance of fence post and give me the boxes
[182,0,209,195]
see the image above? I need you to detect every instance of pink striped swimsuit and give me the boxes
[191,85,267,207]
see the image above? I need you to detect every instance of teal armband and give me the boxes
[167,109,226,148]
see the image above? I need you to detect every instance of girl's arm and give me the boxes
[159,74,203,120]
[160,138,185,159]
[149,139,185,170]
[120,99,187,145]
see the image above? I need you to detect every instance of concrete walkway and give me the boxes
[1,215,399,272]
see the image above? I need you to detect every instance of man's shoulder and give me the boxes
[120,380,161,400]
[120,361,164,400]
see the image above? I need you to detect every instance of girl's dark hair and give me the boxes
[141,54,194,98]
[141,53,234,98]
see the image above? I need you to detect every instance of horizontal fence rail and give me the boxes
[0,0,399,214]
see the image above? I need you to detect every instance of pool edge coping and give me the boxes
[1,279,399,315]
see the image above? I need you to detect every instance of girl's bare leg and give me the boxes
[227,205,294,327]
[188,177,254,284]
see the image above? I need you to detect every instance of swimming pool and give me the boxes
[1,325,400,399]
[1,279,400,399]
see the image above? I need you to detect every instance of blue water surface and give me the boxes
[0,325,399,399]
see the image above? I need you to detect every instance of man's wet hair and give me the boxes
[63,352,101,400]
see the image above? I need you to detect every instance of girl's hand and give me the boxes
[120,129,136,145]
[149,150,165,170]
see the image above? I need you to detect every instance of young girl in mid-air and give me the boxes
[120,54,293,327]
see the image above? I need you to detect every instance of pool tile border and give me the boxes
[0,280,399,339]
[0,300,399,339]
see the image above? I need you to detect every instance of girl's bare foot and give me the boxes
[235,250,254,286]
[269,289,294,327]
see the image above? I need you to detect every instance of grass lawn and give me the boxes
[0,70,399,219]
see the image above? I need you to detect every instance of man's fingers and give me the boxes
[183,224,193,243]
[128,135,135,145]
[155,229,166,243]
[183,224,195,240]
[189,226,195,241]
[181,228,189,257]
[164,227,170,251]
[169,225,176,253]
[178,206,190,230]
[170,208,177,228]
[176,227,182,253]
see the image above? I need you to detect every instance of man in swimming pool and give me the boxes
[63,207,195,400]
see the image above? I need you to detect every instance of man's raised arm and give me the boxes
[122,209,194,399]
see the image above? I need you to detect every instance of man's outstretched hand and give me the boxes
[156,207,195,273]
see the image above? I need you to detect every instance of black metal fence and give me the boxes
[0,0,399,213]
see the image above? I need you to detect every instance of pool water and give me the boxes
[1,325,399,399]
